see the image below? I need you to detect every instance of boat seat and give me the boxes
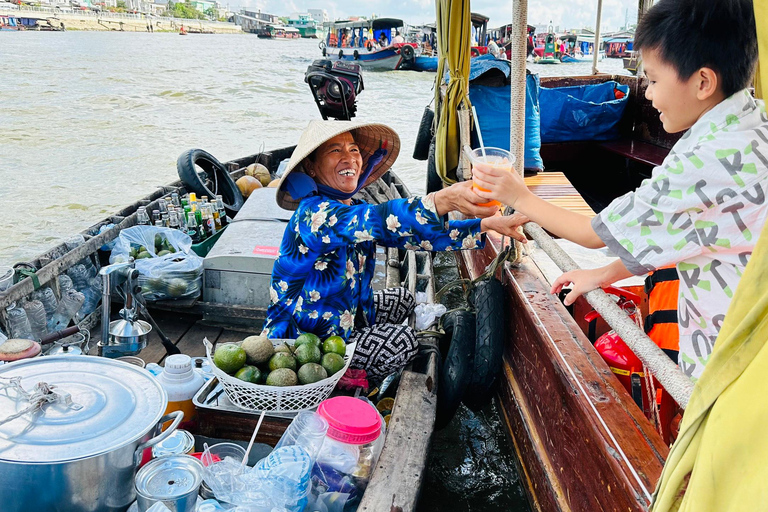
[597,138,669,168]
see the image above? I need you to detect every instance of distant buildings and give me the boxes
[234,9,278,33]
[307,8,327,24]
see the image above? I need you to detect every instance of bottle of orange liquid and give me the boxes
[156,354,206,431]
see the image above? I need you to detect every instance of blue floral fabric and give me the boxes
[264,193,484,340]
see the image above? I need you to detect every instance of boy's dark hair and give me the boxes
[635,0,757,97]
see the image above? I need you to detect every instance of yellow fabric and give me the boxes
[433,0,471,184]
[652,191,768,509]
[756,0,767,99]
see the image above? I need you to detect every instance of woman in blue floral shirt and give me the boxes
[264,120,527,377]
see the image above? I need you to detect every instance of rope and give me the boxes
[0,376,82,427]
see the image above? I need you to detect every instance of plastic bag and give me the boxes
[414,303,447,330]
[109,226,203,301]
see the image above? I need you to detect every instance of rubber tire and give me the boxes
[471,48,480,57]
[412,107,434,161]
[401,44,415,61]
[426,139,443,194]
[354,50,360,60]
[463,277,506,411]
[176,149,244,217]
[436,310,476,430]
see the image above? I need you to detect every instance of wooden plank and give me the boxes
[171,321,223,362]
[524,172,595,218]
[358,346,438,512]
[459,236,667,512]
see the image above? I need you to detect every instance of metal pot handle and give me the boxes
[133,410,184,468]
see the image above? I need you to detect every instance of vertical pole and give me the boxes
[510,0,528,177]
[592,0,603,75]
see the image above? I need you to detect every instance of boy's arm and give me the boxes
[472,165,604,248]
[550,259,634,305]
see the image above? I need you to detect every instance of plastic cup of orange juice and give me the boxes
[468,147,515,208]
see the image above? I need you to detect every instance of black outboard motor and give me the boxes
[304,59,364,120]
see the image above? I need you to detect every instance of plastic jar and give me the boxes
[156,354,206,431]
[314,396,385,503]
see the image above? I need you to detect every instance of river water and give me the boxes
[0,32,628,263]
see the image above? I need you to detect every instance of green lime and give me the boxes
[295,343,322,365]
[266,368,298,386]
[274,343,293,354]
[234,365,261,384]
[295,333,321,348]
[321,353,345,376]
[269,352,298,372]
[136,251,153,259]
[322,336,346,356]
[297,363,328,384]
[213,344,247,375]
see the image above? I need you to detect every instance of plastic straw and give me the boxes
[241,410,266,470]
[471,106,487,160]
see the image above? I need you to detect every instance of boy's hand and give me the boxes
[480,212,529,243]
[472,164,530,208]
[550,268,608,306]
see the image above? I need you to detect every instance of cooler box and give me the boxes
[203,188,291,312]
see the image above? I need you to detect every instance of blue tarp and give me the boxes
[539,81,630,143]
[469,72,544,171]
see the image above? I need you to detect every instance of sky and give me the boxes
[233,0,639,32]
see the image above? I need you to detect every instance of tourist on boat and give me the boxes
[391,31,404,45]
[378,32,388,47]
[263,120,527,378]
[472,0,764,382]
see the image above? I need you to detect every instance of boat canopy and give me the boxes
[324,18,403,30]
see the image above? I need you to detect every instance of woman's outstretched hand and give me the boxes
[433,181,500,218]
[480,212,529,243]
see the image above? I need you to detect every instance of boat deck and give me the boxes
[524,171,595,218]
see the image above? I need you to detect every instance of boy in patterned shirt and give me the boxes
[472,0,765,380]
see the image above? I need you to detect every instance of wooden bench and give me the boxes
[597,138,670,167]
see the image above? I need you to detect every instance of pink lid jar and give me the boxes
[317,396,383,445]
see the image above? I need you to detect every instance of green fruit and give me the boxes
[298,363,328,384]
[234,365,261,384]
[266,368,298,386]
[166,278,188,298]
[321,353,345,376]
[154,234,164,248]
[136,251,153,259]
[269,352,297,372]
[322,336,346,356]
[213,344,247,375]
[129,248,138,259]
[157,250,171,257]
[274,343,293,354]
[241,335,274,365]
[295,343,322,365]
[295,333,321,348]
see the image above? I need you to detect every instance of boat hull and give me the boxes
[458,235,667,511]
[322,47,402,71]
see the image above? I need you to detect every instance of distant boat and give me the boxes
[320,18,413,71]
[287,13,322,39]
[257,24,301,39]
[623,52,639,75]
[560,51,605,63]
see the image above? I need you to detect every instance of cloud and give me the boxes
[232,0,637,31]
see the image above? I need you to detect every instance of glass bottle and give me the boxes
[171,192,181,208]
[186,214,202,243]
[216,196,229,227]
[152,210,161,225]
[168,210,180,230]
[161,212,170,227]
[158,198,169,215]
[137,206,150,226]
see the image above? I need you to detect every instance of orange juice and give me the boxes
[468,147,515,208]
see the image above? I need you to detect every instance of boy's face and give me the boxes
[642,48,711,133]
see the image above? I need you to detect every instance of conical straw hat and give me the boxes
[276,120,400,210]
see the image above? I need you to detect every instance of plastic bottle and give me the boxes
[32,287,59,322]
[75,277,102,321]
[59,274,74,294]
[6,303,33,340]
[23,300,48,341]
[65,235,98,278]
[47,288,85,332]
[156,354,206,431]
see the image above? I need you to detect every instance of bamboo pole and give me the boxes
[523,222,695,408]
[592,0,604,75]
[509,0,528,177]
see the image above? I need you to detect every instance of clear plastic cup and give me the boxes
[467,147,515,208]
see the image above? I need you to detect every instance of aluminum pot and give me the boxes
[0,356,183,512]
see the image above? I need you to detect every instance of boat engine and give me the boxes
[305,59,364,120]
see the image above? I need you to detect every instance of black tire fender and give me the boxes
[412,106,434,161]
[470,47,480,57]
[400,44,415,61]
[318,40,326,49]
[463,276,506,411]
[366,40,373,51]
[176,149,244,217]
[426,139,443,194]
[436,310,476,430]
[322,47,327,57]
[353,50,360,60]
[338,50,344,59]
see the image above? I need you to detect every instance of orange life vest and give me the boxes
[644,266,679,352]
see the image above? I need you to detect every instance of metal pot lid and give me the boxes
[135,455,203,500]
[0,355,167,463]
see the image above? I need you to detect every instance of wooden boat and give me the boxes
[0,148,438,512]
[320,18,412,71]
[258,25,301,39]
[454,74,681,511]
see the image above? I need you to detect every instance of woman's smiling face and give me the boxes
[305,132,364,194]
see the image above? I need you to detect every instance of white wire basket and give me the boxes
[203,337,356,413]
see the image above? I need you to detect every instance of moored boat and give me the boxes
[257,24,301,39]
[320,18,415,71]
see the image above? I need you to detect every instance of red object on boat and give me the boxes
[0,339,41,362]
